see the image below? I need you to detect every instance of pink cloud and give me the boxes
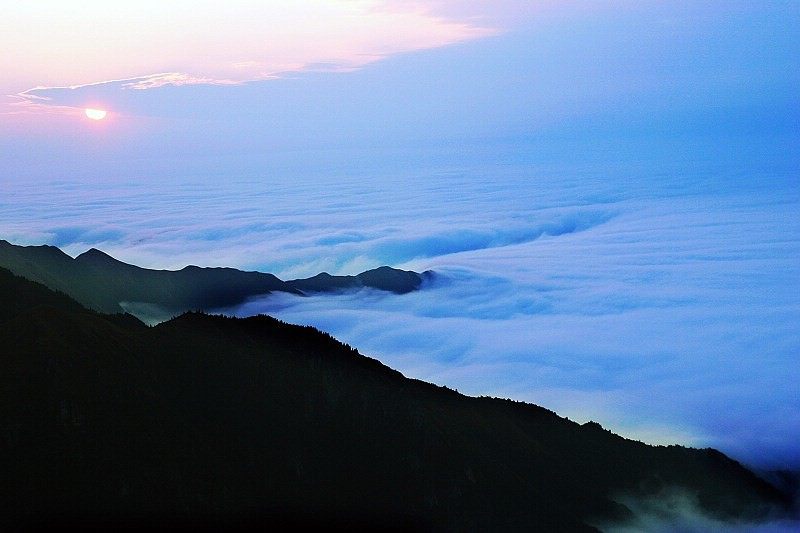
[3,1,501,116]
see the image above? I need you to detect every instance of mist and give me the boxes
[595,487,799,533]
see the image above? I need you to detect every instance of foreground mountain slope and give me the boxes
[0,240,429,316]
[0,268,788,531]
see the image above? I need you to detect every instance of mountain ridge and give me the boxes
[0,240,432,318]
[0,266,792,531]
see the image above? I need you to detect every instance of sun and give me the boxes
[84,108,107,121]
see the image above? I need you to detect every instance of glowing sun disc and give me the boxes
[84,108,107,120]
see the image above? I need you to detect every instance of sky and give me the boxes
[2,0,799,484]
[3,1,797,166]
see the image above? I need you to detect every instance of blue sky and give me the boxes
[2,1,799,474]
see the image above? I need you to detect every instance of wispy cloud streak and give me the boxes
[4,1,498,114]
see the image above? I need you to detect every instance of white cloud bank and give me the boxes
[2,143,797,472]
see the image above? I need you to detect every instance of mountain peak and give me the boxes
[356,265,424,294]
[75,247,122,263]
[77,247,109,257]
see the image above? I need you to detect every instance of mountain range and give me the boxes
[0,240,431,319]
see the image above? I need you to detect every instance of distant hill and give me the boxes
[286,266,427,295]
[0,240,431,317]
[0,266,790,531]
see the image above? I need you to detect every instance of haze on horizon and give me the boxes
[1,0,799,473]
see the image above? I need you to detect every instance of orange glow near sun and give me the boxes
[84,108,107,120]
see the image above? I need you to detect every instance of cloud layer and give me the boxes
[2,140,797,471]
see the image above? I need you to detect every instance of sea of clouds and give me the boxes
[2,142,798,475]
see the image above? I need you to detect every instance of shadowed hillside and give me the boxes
[0,240,431,317]
[0,267,790,531]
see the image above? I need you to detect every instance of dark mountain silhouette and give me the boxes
[0,266,790,531]
[0,240,430,317]
[287,265,431,294]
